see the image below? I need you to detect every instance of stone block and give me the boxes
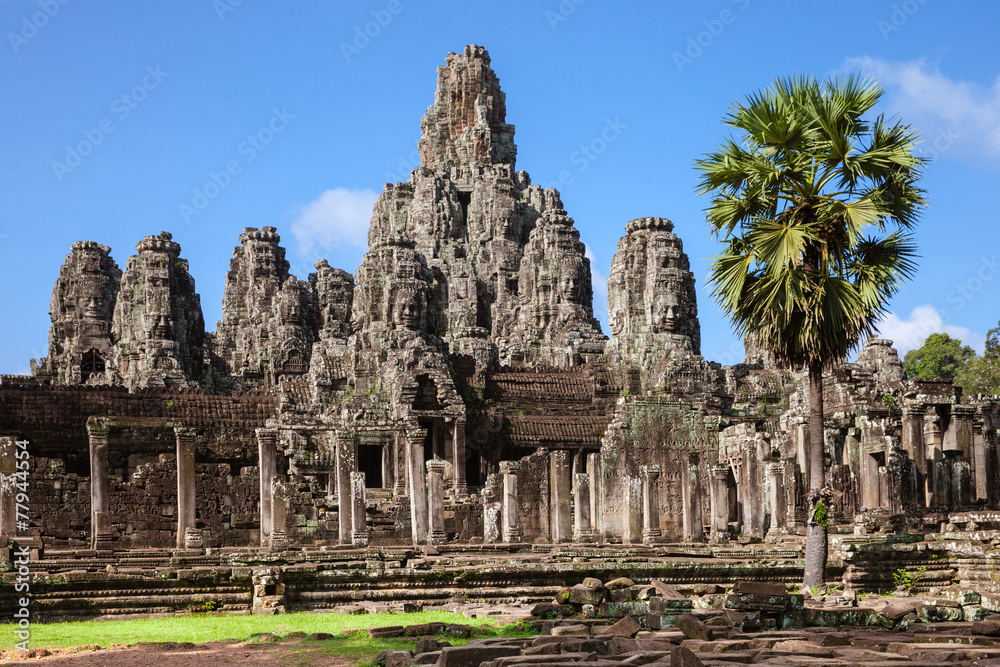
[601,615,640,638]
[567,584,605,605]
[604,577,635,590]
[436,646,524,667]
[651,581,684,598]
[598,601,648,619]
[670,645,704,667]
[645,613,681,630]
[731,581,786,596]
[532,603,576,618]
[650,597,694,613]
[675,613,712,641]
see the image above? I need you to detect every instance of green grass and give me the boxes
[0,610,522,651]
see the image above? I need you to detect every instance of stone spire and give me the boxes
[214,226,318,390]
[607,217,701,367]
[504,207,606,366]
[32,241,121,385]
[111,232,206,389]
[417,44,517,174]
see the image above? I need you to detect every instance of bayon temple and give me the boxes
[4,45,1000,619]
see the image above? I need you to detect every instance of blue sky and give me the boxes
[2,0,999,374]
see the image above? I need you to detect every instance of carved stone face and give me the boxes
[281,296,301,325]
[609,307,625,336]
[651,287,682,334]
[559,273,579,301]
[393,287,423,330]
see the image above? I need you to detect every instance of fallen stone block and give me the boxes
[532,603,576,618]
[675,613,713,641]
[652,581,685,598]
[651,597,695,614]
[436,646,525,667]
[670,645,703,667]
[646,613,682,631]
[551,624,590,636]
[599,601,649,618]
[566,584,605,605]
[769,639,835,658]
[731,582,786,597]
[605,577,636,590]
[603,615,641,638]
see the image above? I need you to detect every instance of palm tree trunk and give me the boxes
[802,360,827,588]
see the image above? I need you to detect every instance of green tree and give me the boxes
[902,332,974,379]
[955,321,1000,395]
[696,74,926,587]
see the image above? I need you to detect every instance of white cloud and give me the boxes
[585,243,609,327]
[843,57,1000,161]
[289,187,378,258]
[875,304,983,355]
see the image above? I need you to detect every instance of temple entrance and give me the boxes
[358,444,384,488]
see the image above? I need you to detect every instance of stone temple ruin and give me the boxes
[4,45,1000,624]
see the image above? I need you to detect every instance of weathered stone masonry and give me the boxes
[3,46,1000,618]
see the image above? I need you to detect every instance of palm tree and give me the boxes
[696,74,926,587]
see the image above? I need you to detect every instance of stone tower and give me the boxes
[32,241,122,385]
[214,226,318,390]
[110,232,206,389]
[367,44,602,370]
[607,217,701,368]
[508,207,606,366]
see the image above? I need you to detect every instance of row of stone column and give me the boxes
[87,422,199,550]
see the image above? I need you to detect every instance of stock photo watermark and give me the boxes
[7,438,32,650]
[7,0,70,54]
[51,66,169,183]
[546,0,585,30]
[214,0,243,21]
[672,0,751,73]
[340,0,404,64]
[384,149,421,184]
[179,107,295,222]
[540,116,628,190]
[878,0,930,40]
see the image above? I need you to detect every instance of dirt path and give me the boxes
[1,641,360,667]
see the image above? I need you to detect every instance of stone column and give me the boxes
[0,437,16,541]
[641,465,662,544]
[902,407,926,508]
[501,462,521,543]
[623,476,643,544]
[452,418,467,495]
[268,476,289,551]
[88,421,112,550]
[549,450,571,543]
[682,453,704,542]
[174,428,197,549]
[709,465,729,542]
[351,472,368,548]
[925,412,943,507]
[573,472,594,542]
[257,428,277,546]
[985,407,1000,510]
[742,442,763,540]
[765,462,785,537]
[393,431,408,497]
[484,502,501,543]
[887,438,907,513]
[336,433,355,545]
[426,459,447,545]
[382,442,394,492]
[407,428,428,545]
[587,453,601,538]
